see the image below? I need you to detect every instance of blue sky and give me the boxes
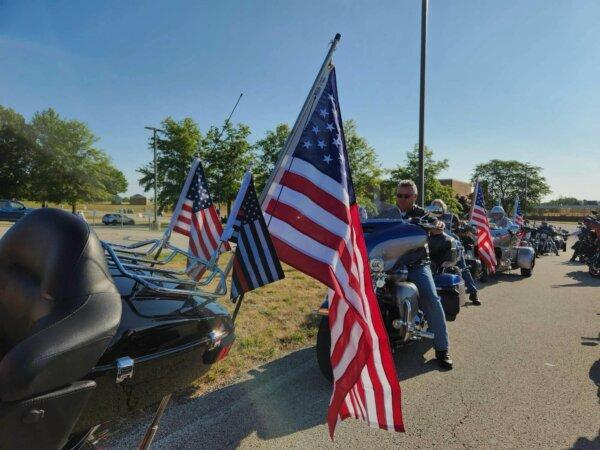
[1,0,599,200]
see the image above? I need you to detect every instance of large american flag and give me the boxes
[470,181,497,271]
[222,171,284,298]
[513,195,524,226]
[262,68,404,437]
[170,159,230,279]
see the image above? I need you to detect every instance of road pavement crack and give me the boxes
[450,390,474,449]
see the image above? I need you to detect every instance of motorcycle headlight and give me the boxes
[369,258,384,273]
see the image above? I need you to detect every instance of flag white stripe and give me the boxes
[237,238,259,288]
[329,297,349,351]
[274,185,350,238]
[285,158,351,205]
[254,220,281,281]
[332,323,363,380]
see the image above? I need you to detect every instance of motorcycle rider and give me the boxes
[430,199,481,305]
[377,180,453,370]
[489,205,513,228]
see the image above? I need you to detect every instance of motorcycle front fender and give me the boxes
[516,246,536,269]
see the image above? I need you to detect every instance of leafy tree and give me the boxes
[543,197,581,206]
[471,160,551,214]
[252,123,290,195]
[387,145,462,213]
[0,106,35,199]
[343,120,383,215]
[200,121,252,214]
[138,117,201,214]
[30,109,127,211]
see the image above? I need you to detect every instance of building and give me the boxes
[439,179,472,197]
[130,194,148,206]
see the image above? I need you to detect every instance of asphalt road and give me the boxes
[107,251,600,450]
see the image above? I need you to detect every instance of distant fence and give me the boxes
[531,205,598,222]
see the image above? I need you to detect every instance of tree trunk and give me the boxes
[72,204,76,213]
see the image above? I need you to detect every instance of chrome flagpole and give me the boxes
[259,33,341,204]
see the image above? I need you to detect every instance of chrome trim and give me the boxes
[116,356,134,383]
[102,234,229,298]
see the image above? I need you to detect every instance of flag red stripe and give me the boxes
[279,171,349,224]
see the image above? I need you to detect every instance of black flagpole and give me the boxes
[417,0,428,206]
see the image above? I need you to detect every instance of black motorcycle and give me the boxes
[0,209,236,449]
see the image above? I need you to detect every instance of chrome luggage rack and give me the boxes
[102,231,231,298]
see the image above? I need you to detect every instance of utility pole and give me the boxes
[144,126,165,230]
[417,0,428,206]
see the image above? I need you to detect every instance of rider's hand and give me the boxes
[430,220,445,235]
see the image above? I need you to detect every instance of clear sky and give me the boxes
[1,0,599,200]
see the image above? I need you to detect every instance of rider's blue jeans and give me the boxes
[407,264,450,351]
[457,254,478,295]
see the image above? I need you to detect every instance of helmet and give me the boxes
[490,205,505,223]
[490,205,505,215]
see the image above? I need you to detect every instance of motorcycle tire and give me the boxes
[316,316,333,382]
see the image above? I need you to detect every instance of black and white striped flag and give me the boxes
[222,171,284,298]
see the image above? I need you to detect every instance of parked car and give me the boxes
[0,199,34,222]
[102,213,135,225]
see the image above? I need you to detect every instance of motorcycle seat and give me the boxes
[0,208,121,402]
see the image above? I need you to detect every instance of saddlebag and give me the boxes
[433,273,464,321]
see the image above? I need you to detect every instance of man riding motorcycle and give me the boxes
[430,199,482,306]
[377,180,453,370]
[490,205,513,228]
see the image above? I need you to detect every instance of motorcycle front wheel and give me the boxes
[589,258,600,278]
[316,317,333,382]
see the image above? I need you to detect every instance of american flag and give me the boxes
[470,181,497,271]
[513,195,524,226]
[262,68,404,437]
[169,159,230,279]
[222,171,284,298]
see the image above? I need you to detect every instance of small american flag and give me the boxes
[169,159,230,279]
[513,195,524,226]
[263,67,403,437]
[222,171,284,298]
[470,181,497,271]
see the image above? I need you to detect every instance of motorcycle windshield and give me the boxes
[362,220,428,271]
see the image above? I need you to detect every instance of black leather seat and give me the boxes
[0,208,121,401]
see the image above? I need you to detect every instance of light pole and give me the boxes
[144,126,165,230]
[417,0,428,206]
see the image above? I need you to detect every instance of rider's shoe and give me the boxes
[469,292,481,305]
[435,350,453,370]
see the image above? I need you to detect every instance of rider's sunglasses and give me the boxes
[396,194,413,199]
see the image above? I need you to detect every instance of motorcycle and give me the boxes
[572,222,597,264]
[315,217,462,381]
[490,224,536,277]
[0,209,236,450]
[586,218,600,278]
[535,226,561,256]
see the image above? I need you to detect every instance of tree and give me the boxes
[471,160,551,214]
[138,117,201,214]
[252,123,289,195]
[0,106,35,199]
[30,109,127,211]
[200,121,252,214]
[543,197,581,206]
[343,120,383,215]
[387,145,462,213]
